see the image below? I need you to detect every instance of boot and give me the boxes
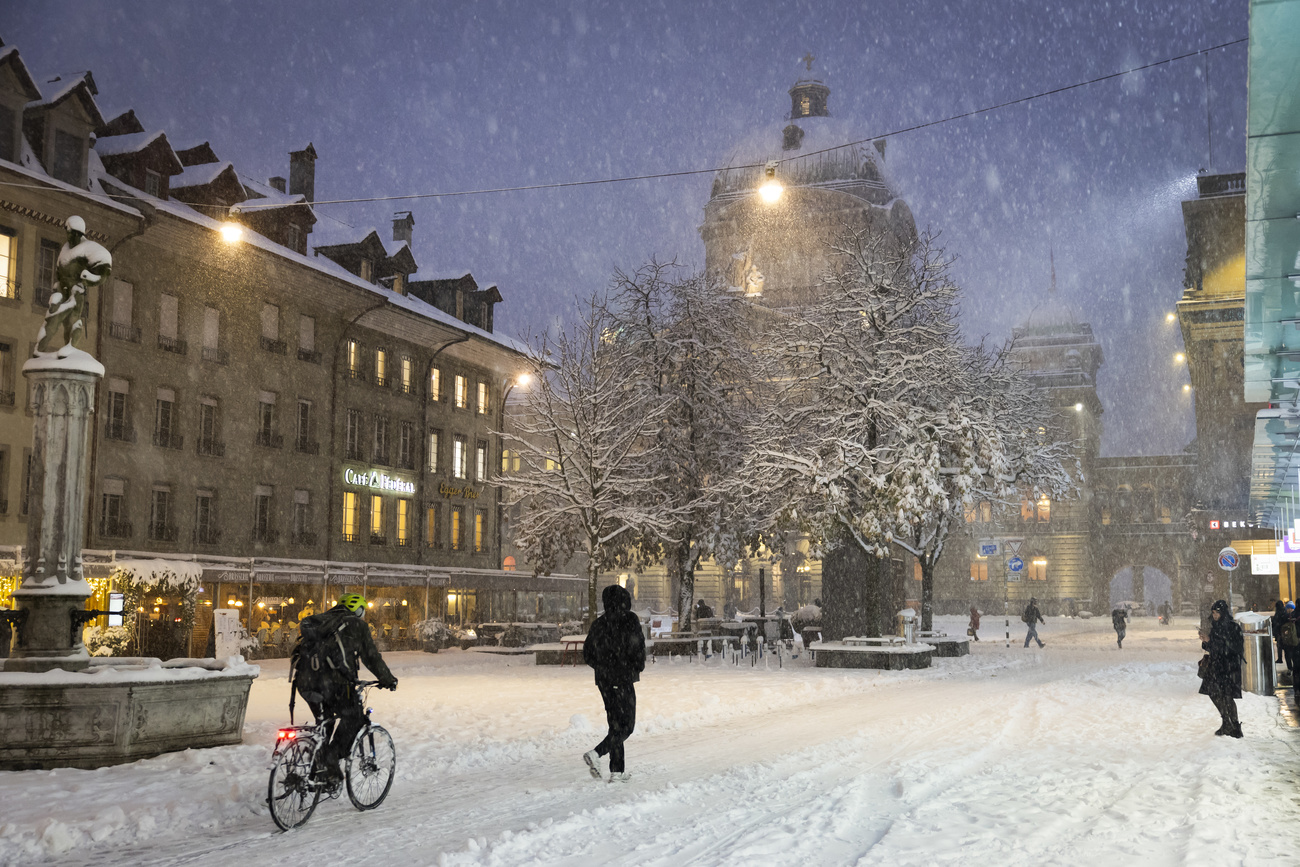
[1214,721,1229,736]
[1228,724,1244,739]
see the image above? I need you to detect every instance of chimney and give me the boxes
[269,176,286,193]
[288,143,317,202]
[392,211,415,245]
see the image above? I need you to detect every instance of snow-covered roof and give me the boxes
[383,238,410,259]
[28,73,94,110]
[170,160,237,190]
[0,46,41,100]
[712,115,895,204]
[415,268,473,282]
[94,129,167,157]
[236,176,311,213]
[310,223,380,249]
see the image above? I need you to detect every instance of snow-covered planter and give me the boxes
[413,618,452,652]
[82,625,130,657]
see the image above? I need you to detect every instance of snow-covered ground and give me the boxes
[4,615,1299,866]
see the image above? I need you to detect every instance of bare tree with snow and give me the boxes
[502,295,667,626]
[606,263,761,631]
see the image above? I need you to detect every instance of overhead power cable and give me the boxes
[0,37,1247,213]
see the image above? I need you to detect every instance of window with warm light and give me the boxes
[477,381,489,414]
[970,561,989,581]
[451,507,462,550]
[474,510,485,553]
[430,367,442,401]
[346,339,361,376]
[476,441,487,481]
[400,356,413,393]
[0,231,14,299]
[375,349,387,386]
[397,499,410,546]
[428,430,441,473]
[370,494,384,541]
[501,448,520,473]
[454,374,468,409]
[1028,559,1048,581]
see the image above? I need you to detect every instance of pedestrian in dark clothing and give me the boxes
[1198,599,1243,738]
[1277,602,1299,682]
[694,598,714,621]
[292,594,398,782]
[582,585,646,783]
[1022,597,1045,648]
[968,606,981,642]
[1112,607,1128,649]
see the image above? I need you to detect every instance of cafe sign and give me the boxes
[344,467,415,495]
[438,482,480,500]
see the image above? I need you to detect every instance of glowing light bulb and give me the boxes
[759,159,783,204]
[1175,352,1186,363]
[1183,384,1191,393]
[219,222,244,243]
[1166,312,1176,322]
[1074,403,1083,412]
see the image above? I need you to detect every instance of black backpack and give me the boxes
[288,615,353,723]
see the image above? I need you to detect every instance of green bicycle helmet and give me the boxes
[339,593,366,614]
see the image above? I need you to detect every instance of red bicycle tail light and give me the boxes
[277,729,296,739]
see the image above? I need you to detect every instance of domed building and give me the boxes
[701,57,916,306]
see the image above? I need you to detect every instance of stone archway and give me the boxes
[1108,565,1174,612]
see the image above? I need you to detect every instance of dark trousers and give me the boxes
[1206,682,1239,729]
[594,679,636,773]
[307,693,365,768]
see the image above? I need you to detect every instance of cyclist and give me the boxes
[292,594,398,783]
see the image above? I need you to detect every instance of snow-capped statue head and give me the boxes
[66,215,86,236]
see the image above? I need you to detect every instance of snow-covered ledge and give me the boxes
[811,639,934,670]
[0,656,258,770]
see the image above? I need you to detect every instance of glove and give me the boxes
[379,677,398,691]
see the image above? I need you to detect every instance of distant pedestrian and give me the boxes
[1277,601,1299,683]
[1159,600,1173,626]
[693,598,714,621]
[1112,607,1128,649]
[1272,601,1289,664]
[968,605,981,642]
[723,600,738,621]
[1022,597,1045,648]
[1198,599,1243,737]
[582,585,646,783]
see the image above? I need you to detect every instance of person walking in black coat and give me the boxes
[1022,597,1045,648]
[582,585,646,782]
[968,606,981,642]
[1111,606,1128,649]
[1198,599,1244,738]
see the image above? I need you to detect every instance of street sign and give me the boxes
[1004,538,1024,557]
[1217,547,1239,572]
[1007,556,1025,573]
[979,540,1000,557]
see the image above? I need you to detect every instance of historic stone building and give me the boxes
[0,41,582,657]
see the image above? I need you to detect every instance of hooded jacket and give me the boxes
[583,585,646,684]
[1199,599,1243,698]
[296,603,396,698]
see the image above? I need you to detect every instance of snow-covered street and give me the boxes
[4,616,1299,867]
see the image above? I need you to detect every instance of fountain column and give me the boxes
[7,353,104,672]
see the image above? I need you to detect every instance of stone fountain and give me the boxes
[0,216,256,770]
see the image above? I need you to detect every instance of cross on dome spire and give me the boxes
[802,53,815,72]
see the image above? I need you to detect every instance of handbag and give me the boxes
[1197,654,1211,679]
[966,627,974,636]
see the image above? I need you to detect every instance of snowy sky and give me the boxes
[6,0,1248,457]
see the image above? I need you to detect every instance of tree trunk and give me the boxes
[677,561,695,633]
[821,536,884,640]
[920,556,935,631]
[586,555,600,628]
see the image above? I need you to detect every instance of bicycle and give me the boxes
[267,680,397,830]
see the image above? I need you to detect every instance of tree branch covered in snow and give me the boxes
[604,262,762,630]
[501,294,670,626]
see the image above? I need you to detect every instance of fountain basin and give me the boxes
[0,656,258,770]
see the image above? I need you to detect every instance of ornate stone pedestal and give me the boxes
[8,351,104,673]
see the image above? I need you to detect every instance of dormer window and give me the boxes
[286,223,300,252]
[53,129,84,186]
[144,169,161,197]
[359,258,373,282]
[392,273,404,295]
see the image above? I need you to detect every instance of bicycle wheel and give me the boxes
[267,739,321,830]
[346,724,396,811]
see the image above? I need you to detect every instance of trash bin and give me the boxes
[895,609,917,644]
[1241,632,1275,695]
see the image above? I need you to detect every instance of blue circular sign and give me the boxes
[1218,547,1239,571]
[1008,556,1025,572]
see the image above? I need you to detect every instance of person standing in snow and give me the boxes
[968,605,981,642]
[582,585,645,783]
[1198,599,1244,738]
[1022,597,1045,648]
[1111,606,1128,649]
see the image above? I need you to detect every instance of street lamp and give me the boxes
[1166,312,1177,323]
[759,160,783,204]
[1175,352,1186,363]
[219,222,244,244]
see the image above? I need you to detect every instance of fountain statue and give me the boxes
[0,216,256,770]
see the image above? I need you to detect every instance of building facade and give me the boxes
[0,41,582,657]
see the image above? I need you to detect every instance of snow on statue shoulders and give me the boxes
[31,215,112,364]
